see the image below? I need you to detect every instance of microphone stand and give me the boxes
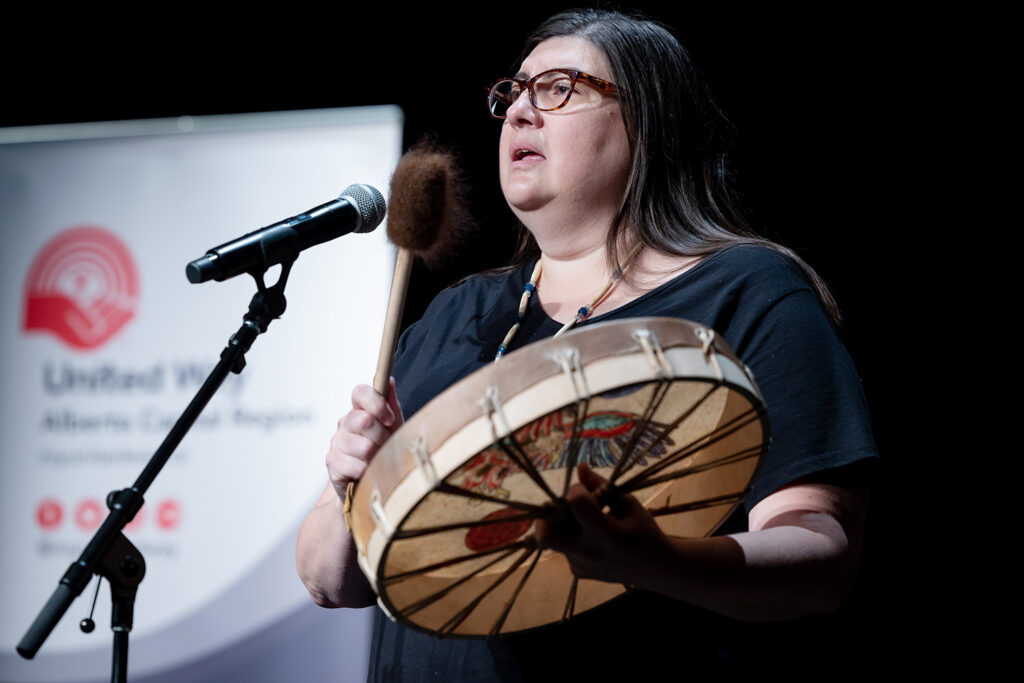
[17,258,296,683]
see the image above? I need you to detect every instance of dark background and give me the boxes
[3,2,929,669]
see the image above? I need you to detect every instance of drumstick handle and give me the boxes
[373,247,413,396]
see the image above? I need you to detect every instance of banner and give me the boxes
[0,107,402,682]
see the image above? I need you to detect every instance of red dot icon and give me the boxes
[156,500,181,530]
[75,499,104,531]
[36,499,63,530]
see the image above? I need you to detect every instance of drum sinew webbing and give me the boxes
[351,318,768,637]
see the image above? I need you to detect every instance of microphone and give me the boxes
[186,183,386,283]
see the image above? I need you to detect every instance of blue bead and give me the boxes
[524,283,535,292]
[578,307,590,317]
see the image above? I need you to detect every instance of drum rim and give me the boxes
[376,377,768,639]
[355,317,755,503]
[353,316,769,637]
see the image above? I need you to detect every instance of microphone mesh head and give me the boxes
[341,184,387,233]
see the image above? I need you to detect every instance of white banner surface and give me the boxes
[0,107,402,682]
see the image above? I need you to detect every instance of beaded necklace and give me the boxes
[494,245,642,361]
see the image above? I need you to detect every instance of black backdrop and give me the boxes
[3,2,927,671]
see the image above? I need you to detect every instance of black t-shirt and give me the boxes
[369,246,879,681]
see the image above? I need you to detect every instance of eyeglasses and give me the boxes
[486,69,617,119]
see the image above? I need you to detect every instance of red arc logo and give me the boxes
[23,226,139,350]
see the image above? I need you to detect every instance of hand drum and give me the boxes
[350,318,768,637]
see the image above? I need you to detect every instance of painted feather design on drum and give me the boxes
[454,407,672,500]
[456,405,672,552]
[531,410,672,470]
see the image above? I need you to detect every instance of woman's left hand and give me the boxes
[537,462,868,620]
[534,463,672,585]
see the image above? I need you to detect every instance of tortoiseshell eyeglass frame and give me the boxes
[486,68,617,119]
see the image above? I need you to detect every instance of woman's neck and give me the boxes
[533,240,704,324]
[536,246,612,323]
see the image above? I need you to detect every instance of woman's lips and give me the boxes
[510,143,545,166]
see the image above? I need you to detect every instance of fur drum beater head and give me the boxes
[386,138,472,265]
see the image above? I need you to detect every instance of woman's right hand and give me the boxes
[297,378,403,608]
[326,378,404,503]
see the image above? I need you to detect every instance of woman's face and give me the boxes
[499,36,630,230]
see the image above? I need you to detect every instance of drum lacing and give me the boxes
[411,435,439,488]
[479,385,513,440]
[369,488,394,538]
[695,327,723,382]
[479,385,560,502]
[740,361,756,384]
[552,347,594,497]
[377,596,397,622]
[553,348,591,402]
[632,329,671,379]
[356,547,376,592]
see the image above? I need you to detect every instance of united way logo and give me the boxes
[23,226,139,350]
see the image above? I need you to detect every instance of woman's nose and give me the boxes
[506,89,541,126]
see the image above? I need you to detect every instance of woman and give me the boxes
[297,9,877,679]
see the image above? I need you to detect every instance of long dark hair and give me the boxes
[514,8,840,323]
